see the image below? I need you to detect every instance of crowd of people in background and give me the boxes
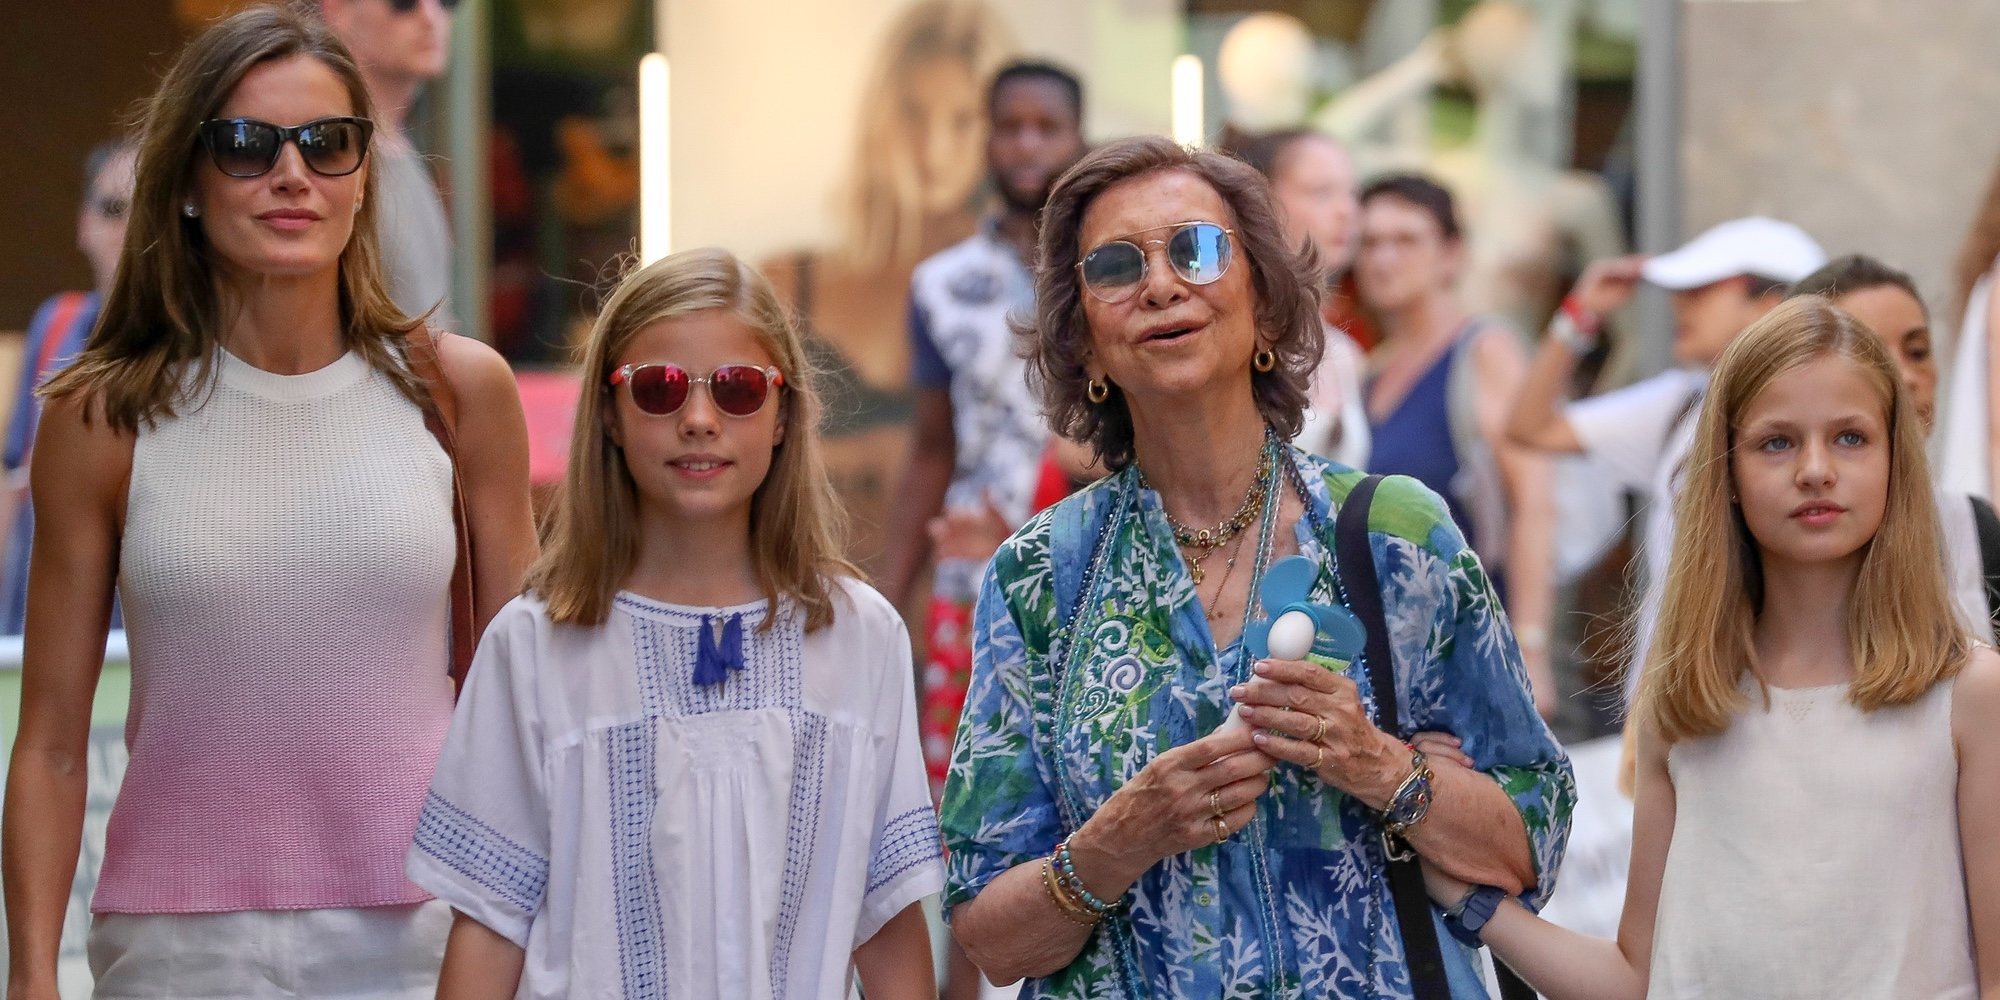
[3,2,1997,999]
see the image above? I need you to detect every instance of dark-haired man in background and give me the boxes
[322,0,457,326]
[878,59,1089,1000]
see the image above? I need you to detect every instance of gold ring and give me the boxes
[1311,714,1327,743]
[1213,815,1228,844]
[1209,790,1223,819]
[1312,744,1324,770]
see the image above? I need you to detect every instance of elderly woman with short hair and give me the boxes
[938,135,1574,998]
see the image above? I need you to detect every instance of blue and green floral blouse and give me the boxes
[940,448,1575,999]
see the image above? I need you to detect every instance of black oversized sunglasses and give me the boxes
[196,116,374,179]
[386,0,460,11]
[1076,221,1235,303]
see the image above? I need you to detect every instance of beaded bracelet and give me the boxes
[1040,858,1100,925]
[1051,837,1123,918]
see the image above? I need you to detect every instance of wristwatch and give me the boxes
[1381,747,1434,836]
[1445,885,1508,947]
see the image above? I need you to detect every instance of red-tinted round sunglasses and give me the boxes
[608,363,785,417]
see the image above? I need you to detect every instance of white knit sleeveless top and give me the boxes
[1648,672,1975,998]
[97,349,458,913]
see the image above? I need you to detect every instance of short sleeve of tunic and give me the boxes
[1371,476,1577,908]
[939,514,1066,915]
[406,597,552,947]
[855,591,948,943]
[908,295,953,390]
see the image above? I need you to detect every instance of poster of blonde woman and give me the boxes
[760,0,1013,578]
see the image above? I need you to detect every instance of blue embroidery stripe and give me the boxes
[867,806,942,895]
[770,710,827,997]
[608,722,668,999]
[412,791,549,913]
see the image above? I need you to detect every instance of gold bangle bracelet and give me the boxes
[1041,859,1100,925]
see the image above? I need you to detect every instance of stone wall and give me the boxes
[1681,0,2000,317]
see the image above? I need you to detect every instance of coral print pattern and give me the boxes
[940,448,1573,999]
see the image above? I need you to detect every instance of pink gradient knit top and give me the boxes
[92,350,457,913]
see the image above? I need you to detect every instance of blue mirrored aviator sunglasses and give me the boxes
[1076,221,1235,303]
[196,117,374,178]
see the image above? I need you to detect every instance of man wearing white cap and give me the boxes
[1505,216,1826,708]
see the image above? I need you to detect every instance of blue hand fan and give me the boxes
[1242,555,1367,662]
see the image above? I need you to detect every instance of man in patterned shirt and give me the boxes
[879,58,1089,1000]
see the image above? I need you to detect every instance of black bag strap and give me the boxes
[1970,495,2000,639]
[1335,474,1537,1000]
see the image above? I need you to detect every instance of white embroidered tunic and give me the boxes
[407,581,943,999]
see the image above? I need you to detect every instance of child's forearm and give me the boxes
[435,910,527,1000]
[853,901,939,1000]
[1483,900,1647,1000]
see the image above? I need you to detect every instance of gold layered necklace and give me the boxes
[1138,449,1274,585]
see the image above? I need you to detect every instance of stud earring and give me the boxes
[182,201,199,219]
[1252,349,1277,373]
[1086,377,1110,404]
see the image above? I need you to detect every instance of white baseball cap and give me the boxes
[1641,217,1827,291]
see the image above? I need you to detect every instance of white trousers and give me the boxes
[87,901,451,999]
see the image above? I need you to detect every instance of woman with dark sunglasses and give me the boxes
[1,7,534,998]
[937,136,1572,998]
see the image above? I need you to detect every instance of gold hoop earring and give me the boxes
[1087,378,1110,404]
[1253,349,1277,373]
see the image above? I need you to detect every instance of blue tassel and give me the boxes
[692,613,747,687]
[720,614,745,672]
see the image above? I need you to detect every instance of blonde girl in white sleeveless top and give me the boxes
[1416,296,2000,997]
[3,8,536,998]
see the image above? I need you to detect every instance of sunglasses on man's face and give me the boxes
[196,117,374,179]
[386,0,460,12]
[608,363,785,418]
[1076,221,1235,304]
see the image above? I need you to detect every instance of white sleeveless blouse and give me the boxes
[1648,673,1975,998]
[104,349,457,913]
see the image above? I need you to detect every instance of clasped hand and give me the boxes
[1082,658,1423,875]
[1082,724,1275,871]
[1228,657,1409,809]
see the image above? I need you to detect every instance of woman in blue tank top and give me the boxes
[1354,174,1555,710]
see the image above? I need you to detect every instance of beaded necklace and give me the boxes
[1135,446,1275,584]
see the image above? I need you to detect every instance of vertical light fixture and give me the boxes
[1171,54,1204,148]
[639,52,672,264]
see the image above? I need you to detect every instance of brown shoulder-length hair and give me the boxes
[1637,296,1969,744]
[1029,135,1325,471]
[43,3,422,429]
[528,248,856,630]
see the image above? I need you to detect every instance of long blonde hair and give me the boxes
[836,0,1011,270]
[529,248,855,629]
[1638,296,1968,743]
[43,3,423,428]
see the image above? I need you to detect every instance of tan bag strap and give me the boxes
[404,327,478,696]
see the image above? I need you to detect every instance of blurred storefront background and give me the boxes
[9,0,2000,990]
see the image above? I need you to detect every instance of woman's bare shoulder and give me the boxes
[431,331,524,417]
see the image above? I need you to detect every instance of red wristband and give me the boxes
[1559,295,1602,336]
